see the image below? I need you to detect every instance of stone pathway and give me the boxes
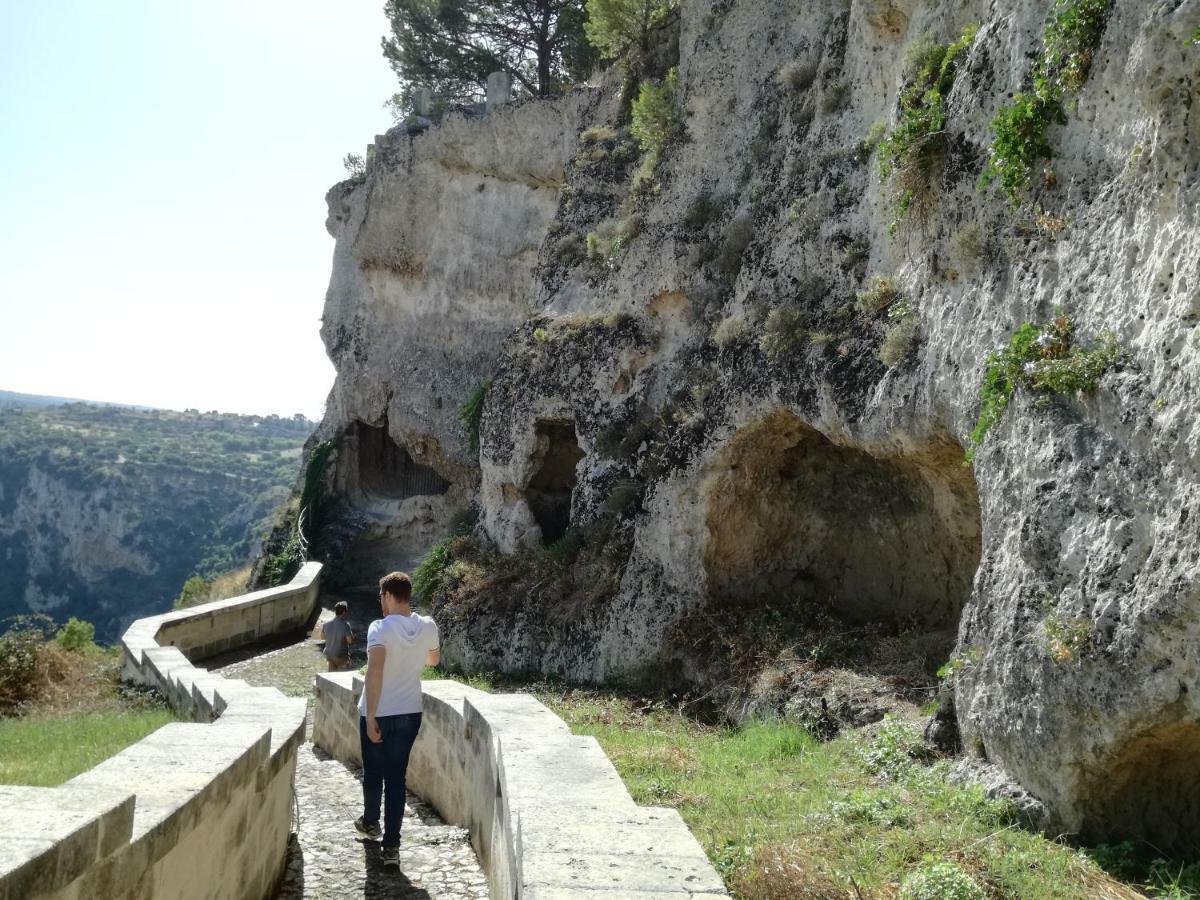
[275,743,487,899]
[209,617,489,899]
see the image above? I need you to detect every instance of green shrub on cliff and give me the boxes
[459,381,491,455]
[877,24,977,228]
[981,0,1111,204]
[585,0,674,61]
[966,315,1117,462]
[54,617,95,653]
[631,68,681,167]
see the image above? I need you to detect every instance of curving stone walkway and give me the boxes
[209,621,488,899]
[276,743,487,899]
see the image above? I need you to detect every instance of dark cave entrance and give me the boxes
[1081,721,1200,855]
[526,420,584,545]
[703,411,982,634]
[348,420,450,501]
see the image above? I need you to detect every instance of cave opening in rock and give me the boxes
[526,420,584,545]
[348,420,450,501]
[1081,720,1200,855]
[703,411,982,635]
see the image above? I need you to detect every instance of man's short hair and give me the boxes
[334,600,348,616]
[379,571,412,602]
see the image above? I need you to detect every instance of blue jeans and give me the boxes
[359,712,422,848]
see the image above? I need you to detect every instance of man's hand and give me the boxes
[366,716,383,743]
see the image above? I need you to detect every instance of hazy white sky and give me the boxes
[0,1,398,418]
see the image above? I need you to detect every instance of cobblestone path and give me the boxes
[210,611,489,899]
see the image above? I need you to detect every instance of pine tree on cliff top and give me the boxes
[382,0,597,107]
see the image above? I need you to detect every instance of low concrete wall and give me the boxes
[313,672,729,899]
[0,563,322,900]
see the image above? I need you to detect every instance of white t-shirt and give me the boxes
[358,613,439,717]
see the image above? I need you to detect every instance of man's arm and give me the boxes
[425,621,440,667]
[364,645,386,742]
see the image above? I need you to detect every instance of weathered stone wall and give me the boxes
[0,563,321,900]
[313,672,728,898]
[312,0,1200,850]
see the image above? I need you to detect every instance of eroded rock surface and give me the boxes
[307,0,1200,850]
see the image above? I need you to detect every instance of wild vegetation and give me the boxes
[0,400,311,638]
[980,0,1112,204]
[422,669,1192,899]
[0,614,175,784]
[966,315,1117,462]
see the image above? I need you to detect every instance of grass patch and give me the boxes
[422,670,1147,899]
[0,706,175,786]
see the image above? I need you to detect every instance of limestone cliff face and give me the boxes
[314,0,1199,850]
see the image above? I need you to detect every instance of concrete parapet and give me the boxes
[0,563,322,900]
[313,671,729,898]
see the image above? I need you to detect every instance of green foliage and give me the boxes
[459,381,491,455]
[413,537,457,604]
[856,276,899,315]
[877,25,977,227]
[966,316,1117,462]
[981,0,1111,204]
[861,716,925,780]
[342,153,366,178]
[630,69,681,166]
[176,576,209,609]
[585,0,672,61]
[759,307,809,361]
[260,528,304,588]
[900,861,987,900]
[299,440,334,519]
[0,403,310,640]
[0,625,44,712]
[979,92,1062,204]
[382,0,594,105]
[54,618,95,653]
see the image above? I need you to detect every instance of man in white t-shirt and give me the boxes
[353,571,440,869]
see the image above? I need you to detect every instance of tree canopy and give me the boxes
[382,0,597,107]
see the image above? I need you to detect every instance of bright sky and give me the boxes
[0,0,398,419]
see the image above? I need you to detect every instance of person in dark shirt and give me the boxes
[321,601,354,671]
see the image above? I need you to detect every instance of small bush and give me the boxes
[342,153,366,178]
[0,627,44,712]
[713,316,746,347]
[856,276,899,315]
[777,60,817,93]
[878,300,919,367]
[878,25,977,227]
[759,307,808,361]
[820,80,851,114]
[459,380,491,455]
[580,125,619,144]
[54,618,96,653]
[966,315,1117,462]
[860,120,887,157]
[176,575,209,609]
[631,69,681,167]
[900,861,987,900]
[981,0,1111,204]
[861,716,925,780]
[554,233,586,267]
[413,537,458,604]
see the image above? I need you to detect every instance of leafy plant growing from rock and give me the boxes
[980,0,1112,204]
[459,380,491,454]
[630,67,682,184]
[877,25,977,229]
[878,299,920,368]
[966,315,1117,463]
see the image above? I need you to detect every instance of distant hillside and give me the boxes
[0,402,313,641]
[0,390,152,410]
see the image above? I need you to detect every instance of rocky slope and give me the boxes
[308,0,1199,853]
[0,403,310,639]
